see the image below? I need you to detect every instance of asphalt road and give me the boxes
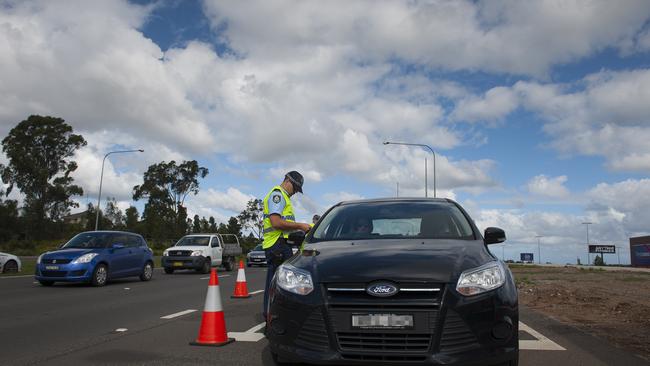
[1,265,648,366]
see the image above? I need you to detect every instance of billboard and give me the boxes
[520,253,534,262]
[588,245,616,254]
[630,236,650,267]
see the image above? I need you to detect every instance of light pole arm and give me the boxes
[383,141,437,198]
[94,149,144,231]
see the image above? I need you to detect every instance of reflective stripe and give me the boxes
[236,268,246,282]
[262,185,295,249]
[263,214,295,220]
[203,285,223,312]
[263,227,275,234]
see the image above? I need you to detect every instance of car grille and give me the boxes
[42,258,72,264]
[70,270,87,276]
[168,250,192,256]
[325,283,441,355]
[295,308,330,352]
[337,332,432,352]
[438,310,479,354]
[40,270,67,277]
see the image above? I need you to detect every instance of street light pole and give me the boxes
[95,149,144,231]
[383,141,437,198]
[582,222,592,265]
[535,235,543,264]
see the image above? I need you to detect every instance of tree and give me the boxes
[208,216,217,232]
[133,160,208,239]
[1,115,86,238]
[192,214,202,233]
[226,216,242,237]
[125,206,140,232]
[104,197,125,230]
[200,217,210,232]
[594,254,606,266]
[0,194,19,242]
[237,199,264,239]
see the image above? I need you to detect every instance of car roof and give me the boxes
[337,197,453,206]
[79,231,141,235]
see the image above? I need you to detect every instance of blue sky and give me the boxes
[1,0,650,264]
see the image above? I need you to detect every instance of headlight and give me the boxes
[162,250,169,256]
[37,254,44,264]
[190,251,203,256]
[456,261,506,296]
[71,253,98,264]
[276,264,313,295]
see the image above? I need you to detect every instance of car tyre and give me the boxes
[164,267,174,274]
[91,264,108,287]
[38,280,54,286]
[223,257,234,272]
[3,259,18,273]
[200,258,211,274]
[140,261,153,281]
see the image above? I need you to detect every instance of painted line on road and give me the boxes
[199,274,231,280]
[519,321,566,351]
[249,289,264,295]
[0,274,34,279]
[114,328,128,332]
[161,309,197,319]
[228,322,266,342]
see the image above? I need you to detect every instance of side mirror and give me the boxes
[112,243,125,249]
[287,231,306,247]
[484,227,506,245]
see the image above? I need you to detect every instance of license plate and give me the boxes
[173,262,183,267]
[352,314,414,329]
[45,265,59,270]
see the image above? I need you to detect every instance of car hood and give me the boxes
[293,239,494,284]
[168,246,209,252]
[43,248,98,259]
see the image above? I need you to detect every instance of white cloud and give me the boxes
[196,187,255,213]
[527,175,570,198]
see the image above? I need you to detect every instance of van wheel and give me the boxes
[39,280,54,286]
[140,262,153,281]
[91,264,108,287]
[200,258,211,274]
[223,257,234,272]
[164,267,174,274]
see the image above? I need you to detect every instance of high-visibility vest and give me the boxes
[262,186,295,249]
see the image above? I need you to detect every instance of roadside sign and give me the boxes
[589,245,615,254]
[520,253,534,262]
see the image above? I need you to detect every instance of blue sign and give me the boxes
[632,244,650,266]
[520,253,534,262]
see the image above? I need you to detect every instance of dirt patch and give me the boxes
[510,265,650,360]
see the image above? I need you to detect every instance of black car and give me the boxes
[267,198,518,365]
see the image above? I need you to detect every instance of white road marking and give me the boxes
[0,274,33,279]
[200,274,231,280]
[115,328,128,332]
[519,321,566,351]
[228,322,266,342]
[199,277,210,280]
[249,289,264,295]
[124,288,130,290]
[161,309,197,319]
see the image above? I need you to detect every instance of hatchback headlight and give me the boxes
[190,251,203,256]
[276,264,313,295]
[456,261,506,296]
[71,253,98,264]
[37,254,44,264]
[162,250,169,256]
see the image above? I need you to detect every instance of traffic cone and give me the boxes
[190,268,234,347]
[231,260,251,298]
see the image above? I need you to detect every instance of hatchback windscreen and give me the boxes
[311,201,475,242]
[63,233,117,249]
[253,245,263,251]
[175,236,210,246]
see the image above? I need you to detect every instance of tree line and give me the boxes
[0,115,263,254]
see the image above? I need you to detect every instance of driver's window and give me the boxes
[210,237,220,248]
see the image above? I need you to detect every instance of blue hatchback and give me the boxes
[35,231,154,287]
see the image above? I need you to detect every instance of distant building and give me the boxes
[629,236,650,268]
[63,211,89,227]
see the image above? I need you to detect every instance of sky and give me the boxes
[1,0,650,264]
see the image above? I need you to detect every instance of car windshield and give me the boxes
[175,236,210,246]
[253,244,263,251]
[311,201,475,242]
[63,232,117,249]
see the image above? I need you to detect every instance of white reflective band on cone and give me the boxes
[236,268,246,282]
[204,285,223,312]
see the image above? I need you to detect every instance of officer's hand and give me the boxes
[299,223,312,232]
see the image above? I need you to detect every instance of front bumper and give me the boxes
[267,281,519,365]
[35,262,93,282]
[161,255,207,270]
[247,256,267,266]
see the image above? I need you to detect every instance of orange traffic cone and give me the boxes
[190,268,234,347]
[231,260,251,298]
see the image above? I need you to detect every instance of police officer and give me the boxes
[262,171,312,318]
